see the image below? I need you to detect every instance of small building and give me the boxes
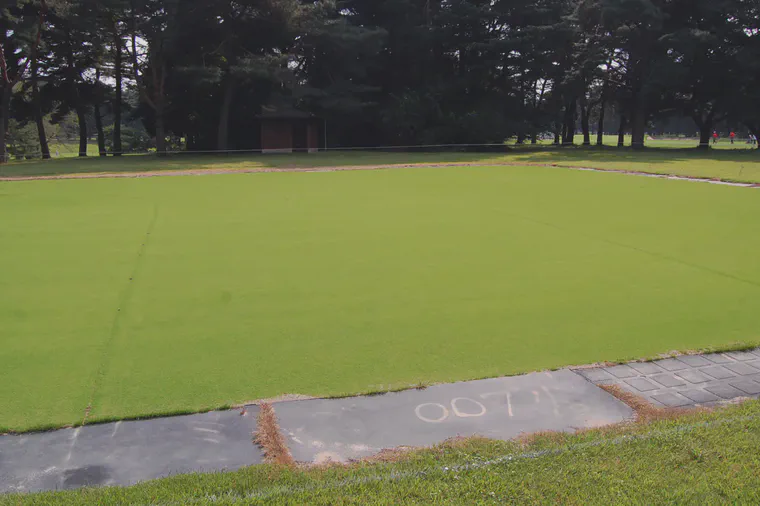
[257,106,323,154]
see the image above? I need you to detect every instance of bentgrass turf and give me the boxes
[7,400,760,504]
[1,164,760,432]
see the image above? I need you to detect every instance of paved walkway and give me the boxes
[275,369,631,463]
[576,349,760,407]
[2,348,758,494]
[0,408,263,493]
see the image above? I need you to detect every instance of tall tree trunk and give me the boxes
[216,76,235,152]
[617,115,627,147]
[0,87,10,164]
[155,99,166,156]
[76,104,88,157]
[531,132,537,145]
[696,116,712,150]
[581,102,591,146]
[553,121,561,145]
[112,23,123,156]
[94,66,106,157]
[630,104,646,150]
[65,33,87,158]
[94,104,106,156]
[31,58,50,159]
[562,100,575,146]
[596,99,606,147]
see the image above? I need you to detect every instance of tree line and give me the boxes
[1,0,759,162]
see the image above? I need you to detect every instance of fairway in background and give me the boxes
[1,165,760,431]
[2,148,759,184]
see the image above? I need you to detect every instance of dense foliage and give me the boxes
[1,0,759,161]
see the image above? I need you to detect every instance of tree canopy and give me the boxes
[1,0,759,161]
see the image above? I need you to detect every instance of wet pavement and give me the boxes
[0,407,262,493]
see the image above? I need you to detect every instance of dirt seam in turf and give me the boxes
[80,204,160,425]
[254,404,295,466]
[1,161,759,187]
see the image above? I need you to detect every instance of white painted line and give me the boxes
[64,428,81,464]
[450,398,487,418]
[415,403,449,423]
[194,427,221,434]
[541,386,561,417]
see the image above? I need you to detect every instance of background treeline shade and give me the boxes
[1,0,759,161]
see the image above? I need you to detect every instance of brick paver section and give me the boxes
[574,348,760,407]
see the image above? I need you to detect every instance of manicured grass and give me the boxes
[1,146,759,183]
[7,400,760,504]
[1,164,760,432]
[47,142,102,158]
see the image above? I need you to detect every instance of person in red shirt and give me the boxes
[712,131,719,144]
[730,131,736,144]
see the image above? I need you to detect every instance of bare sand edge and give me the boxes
[1,161,759,187]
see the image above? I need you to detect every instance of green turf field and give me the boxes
[1,164,760,432]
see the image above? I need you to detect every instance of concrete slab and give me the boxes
[705,384,748,400]
[624,378,658,392]
[676,355,711,367]
[704,353,733,364]
[651,393,691,408]
[724,362,760,376]
[651,374,687,388]
[628,362,666,375]
[725,351,758,362]
[575,368,616,384]
[730,381,760,395]
[674,370,711,385]
[701,366,737,380]
[680,389,721,404]
[604,365,638,379]
[274,369,634,463]
[654,358,689,372]
[0,408,263,493]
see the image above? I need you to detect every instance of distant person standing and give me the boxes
[730,131,736,144]
[712,131,719,144]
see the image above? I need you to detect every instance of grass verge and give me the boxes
[6,399,760,505]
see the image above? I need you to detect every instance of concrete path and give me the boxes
[275,369,632,463]
[576,349,760,407]
[0,408,263,493]
[2,348,759,494]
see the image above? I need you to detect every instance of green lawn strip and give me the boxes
[2,146,760,183]
[3,165,759,431]
[6,400,760,505]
